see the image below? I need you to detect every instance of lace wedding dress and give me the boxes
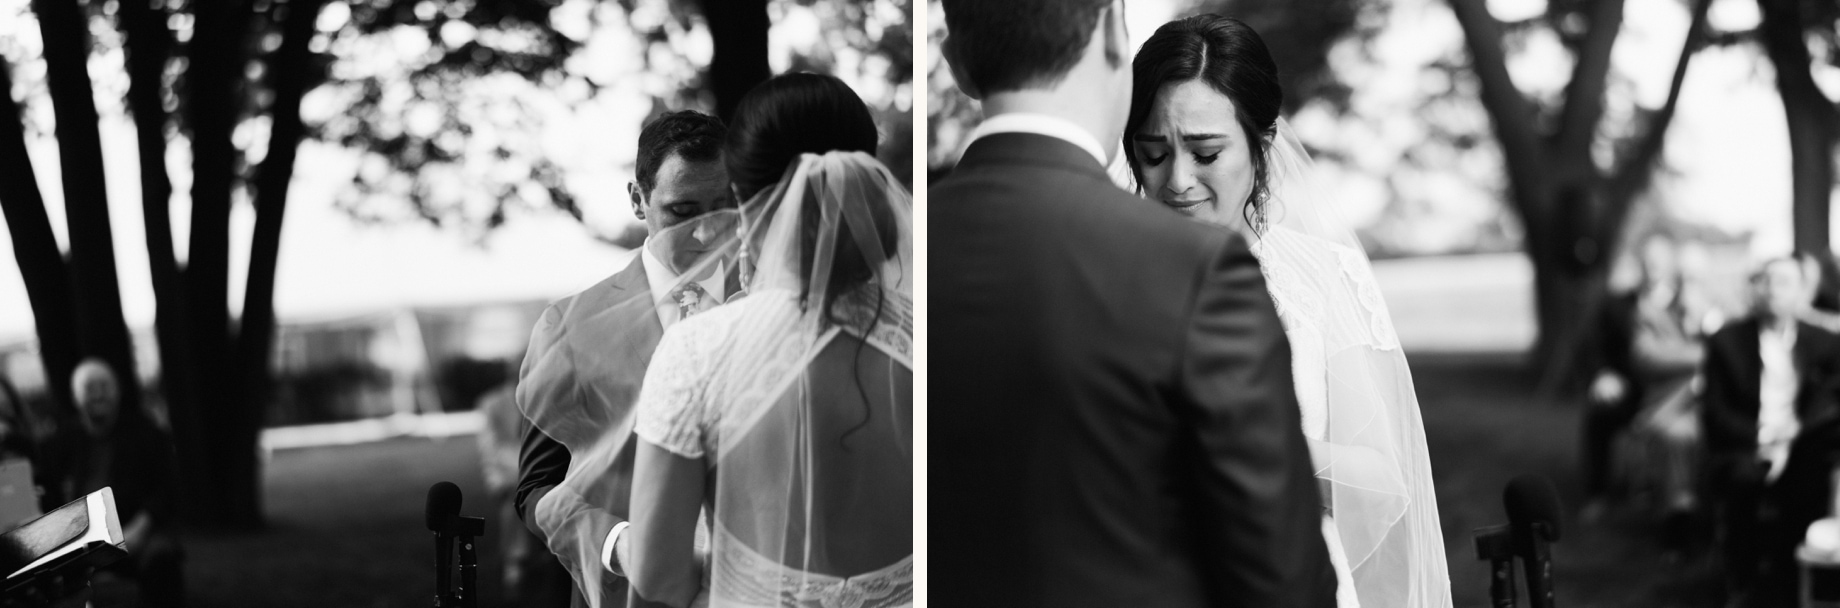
[624,151,914,608]
[1193,119,1451,608]
[1252,224,1396,608]
[634,286,914,608]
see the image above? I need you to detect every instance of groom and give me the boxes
[932,1,1336,606]
[516,110,735,608]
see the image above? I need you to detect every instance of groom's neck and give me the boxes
[981,90,1118,159]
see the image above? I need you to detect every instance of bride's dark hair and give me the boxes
[725,73,897,317]
[725,72,901,447]
[1122,15,1282,232]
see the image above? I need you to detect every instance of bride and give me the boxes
[1121,15,1451,608]
[559,72,913,608]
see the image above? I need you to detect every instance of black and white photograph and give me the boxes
[929,0,1840,607]
[0,0,912,606]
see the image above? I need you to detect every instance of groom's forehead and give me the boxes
[650,153,729,195]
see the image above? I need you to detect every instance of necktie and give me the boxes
[674,282,710,322]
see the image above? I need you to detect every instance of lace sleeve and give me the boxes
[635,319,716,459]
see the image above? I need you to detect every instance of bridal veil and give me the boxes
[523,150,913,608]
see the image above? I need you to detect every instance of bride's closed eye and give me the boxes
[1193,152,1221,165]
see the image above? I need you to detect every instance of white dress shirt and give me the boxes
[641,236,729,330]
[1758,322,1800,483]
[964,112,1110,168]
[604,236,728,575]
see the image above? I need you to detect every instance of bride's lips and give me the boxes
[1163,198,1210,210]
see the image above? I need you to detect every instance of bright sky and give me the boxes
[0,0,904,343]
[1,0,1834,344]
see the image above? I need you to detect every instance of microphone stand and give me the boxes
[1474,524,1517,608]
[435,515,485,608]
[458,520,481,608]
[1518,521,1557,608]
[433,530,454,608]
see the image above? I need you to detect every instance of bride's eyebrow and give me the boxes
[1130,133,1229,142]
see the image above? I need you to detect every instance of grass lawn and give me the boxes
[1418,351,1723,608]
[167,349,1723,607]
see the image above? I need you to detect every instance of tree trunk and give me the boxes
[701,0,770,121]
[226,0,327,529]
[1447,0,1709,391]
[34,0,142,422]
[180,0,259,528]
[1758,0,1837,254]
[0,62,80,419]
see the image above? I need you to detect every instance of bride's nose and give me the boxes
[1163,156,1198,196]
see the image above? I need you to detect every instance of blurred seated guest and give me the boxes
[1584,234,1704,514]
[0,375,47,532]
[1702,256,1840,608]
[476,371,571,608]
[62,358,183,608]
[1618,237,1724,551]
[1800,251,1840,333]
[0,375,37,462]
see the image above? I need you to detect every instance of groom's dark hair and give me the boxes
[941,0,1121,94]
[635,110,727,194]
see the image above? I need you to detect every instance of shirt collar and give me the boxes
[640,237,726,322]
[965,112,1110,168]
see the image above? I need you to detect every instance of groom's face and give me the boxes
[632,153,735,273]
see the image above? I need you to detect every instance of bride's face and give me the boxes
[1131,79,1255,231]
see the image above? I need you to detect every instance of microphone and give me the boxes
[1504,475,1563,608]
[426,482,461,608]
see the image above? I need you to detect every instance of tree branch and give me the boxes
[1552,0,1626,154]
[1445,0,1548,216]
[33,0,141,418]
[120,0,179,307]
[238,0,326,409]
[1602,0,1712,250]
[0,61,80,411]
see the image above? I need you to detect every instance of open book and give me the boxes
[0,488,127,586]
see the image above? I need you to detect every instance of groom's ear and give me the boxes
[628,181,646,220]
[1103,3,1126,69]
[941,34,983,100]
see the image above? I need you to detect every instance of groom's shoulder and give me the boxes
[935,164,1233,257]
[537,257,647,327]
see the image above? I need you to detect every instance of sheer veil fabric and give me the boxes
[523,151,913,608]
[1123,119,1452,608]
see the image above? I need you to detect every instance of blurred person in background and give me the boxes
[0,375,36,463]
[1583,234,1709,521]
[62,358,183,608]
[1798,251,1840,333]
[1701,256,1840,608]
[1609,234,1721,557]
[478,357,573,608]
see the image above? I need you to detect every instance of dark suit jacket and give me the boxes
[1596,291,1645,406]
[931,132,1336,608]
[1702,317,1840,519]
[515,256,663,608]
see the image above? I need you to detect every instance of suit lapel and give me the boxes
[1795,321,1830,419]
[1736,319,1764,420]
[608,256,665,370]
